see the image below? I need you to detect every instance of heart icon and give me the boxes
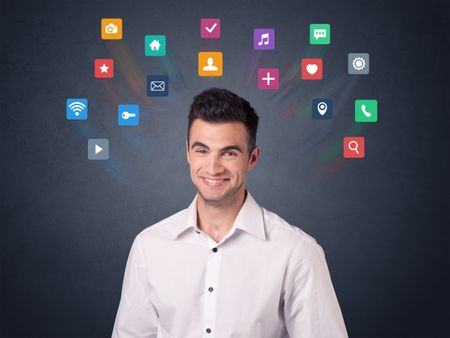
[306,64,318,75]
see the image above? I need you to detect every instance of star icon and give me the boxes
[99,64,109,73]
[94,59,114,78]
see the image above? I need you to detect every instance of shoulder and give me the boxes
[262,207,324,257]
[135,207,188,243]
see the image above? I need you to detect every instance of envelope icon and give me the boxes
[147,75,168,96]
[150,80,165,91]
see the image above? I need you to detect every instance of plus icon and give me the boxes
[258,68,279,90]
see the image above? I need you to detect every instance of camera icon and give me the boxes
[101,18,122,40]
[105,23,118,34]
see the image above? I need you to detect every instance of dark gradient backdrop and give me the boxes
[1,0,449,337]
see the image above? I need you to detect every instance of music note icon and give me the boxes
[254,28,275,50]
[258,33,270,46]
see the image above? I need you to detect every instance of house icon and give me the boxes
[149,39,161,51]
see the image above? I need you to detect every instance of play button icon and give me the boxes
[88,139,109,160]
[95,144,103,154]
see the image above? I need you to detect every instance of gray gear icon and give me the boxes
[352,57,366,71]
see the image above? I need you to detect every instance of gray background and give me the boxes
[1,0,449,337]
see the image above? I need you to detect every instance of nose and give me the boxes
[205,154,224,175]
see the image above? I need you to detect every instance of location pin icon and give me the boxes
[317,102,328,115]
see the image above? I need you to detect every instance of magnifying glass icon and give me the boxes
[348,140,359,154]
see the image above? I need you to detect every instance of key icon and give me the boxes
[118,104,139,126]
[121,111,136,120]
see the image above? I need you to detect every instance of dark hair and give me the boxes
[188,88,259,153]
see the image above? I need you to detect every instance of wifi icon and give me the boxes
[66,98,88,120]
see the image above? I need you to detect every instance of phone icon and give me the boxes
[355,99,377,122]
[361,104,371,117]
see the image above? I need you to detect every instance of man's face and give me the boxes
[187,119,259,206]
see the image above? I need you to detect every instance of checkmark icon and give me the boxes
[201,18,221,38]
[205,23,217,33]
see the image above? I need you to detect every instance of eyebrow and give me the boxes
[191,142,243,153]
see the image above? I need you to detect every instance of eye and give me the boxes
[222,151,237,157]
[194,148,207,154]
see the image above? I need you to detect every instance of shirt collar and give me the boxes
[168,191,266,241]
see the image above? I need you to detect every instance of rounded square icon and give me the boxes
[118,104,139,126]
[198,52,223,76]
[343,137,365,158]
[312,99,333,119]
[348,53,369,74]
[301,58,323,80]
[253,29,275,50]
[355,99,378,122]
[101,18,122,40]
[258,68,279,90]
[88,139,109,160]
[66,98,88,120]
[201,18,221,38]
[310,24,330,45]
[147,75,169,96]
[145,35,166,56]
[94,59,114,78]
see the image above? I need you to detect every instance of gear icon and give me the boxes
[352,57,366,71]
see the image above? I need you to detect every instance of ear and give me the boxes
[247,146,260,171]
[186,141,190,165]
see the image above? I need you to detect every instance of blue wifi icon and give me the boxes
[66,98,88,120]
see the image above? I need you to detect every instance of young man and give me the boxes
[112,88,348,338]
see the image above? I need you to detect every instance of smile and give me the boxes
[201,177,228,187]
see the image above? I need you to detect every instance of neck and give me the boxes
[196,188,246,243]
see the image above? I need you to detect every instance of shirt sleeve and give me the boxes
[283,240,348,338]
[111,235,159,338]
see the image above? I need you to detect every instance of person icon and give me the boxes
[202,57,218,71]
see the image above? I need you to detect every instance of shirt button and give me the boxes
[208,287,214,292]
[206,328,212,333]
[212,247,218,252]
[196,231,200,234]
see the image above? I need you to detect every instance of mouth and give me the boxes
[200,177,229,187]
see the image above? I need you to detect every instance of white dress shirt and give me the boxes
[112,192,348,338]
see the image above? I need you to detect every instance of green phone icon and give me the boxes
[355,99,378,122]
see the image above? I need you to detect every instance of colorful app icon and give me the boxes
[147,75,169,96]
[118,104,139,126]
[94,59,114,78]
[66,98,88,120]
[310,24,330,44]
[312,98,333,119]
[101,18,122,40]
[253,28,275,50]
[201,18,221,38]
[198,52,223,76]
[145,35,166,56]
[88,139,109,160]
[343,137,365,158]
[348,53,369,74]
[301,58,323,80]
[355,99,378,122]
[258,68,279,90]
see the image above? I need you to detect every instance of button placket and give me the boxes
[202,246,222,337]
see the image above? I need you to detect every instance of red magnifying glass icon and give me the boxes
[344,137,365,158]
[348,140,359,154]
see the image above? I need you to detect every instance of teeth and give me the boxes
[205,179,223,184]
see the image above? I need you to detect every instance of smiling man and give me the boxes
[111,88,348,338]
